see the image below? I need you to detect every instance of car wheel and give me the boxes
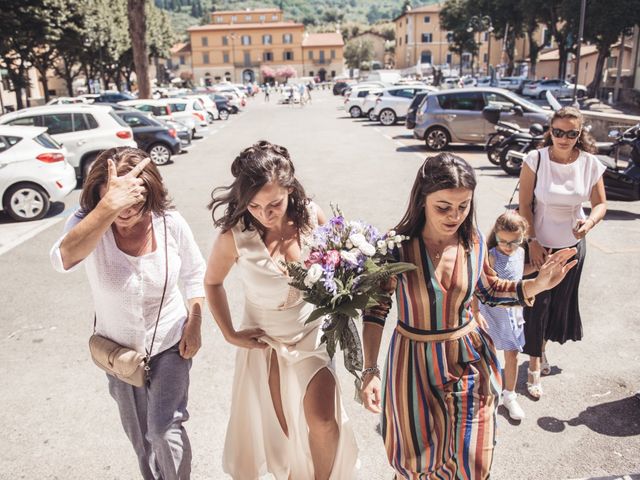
[82,154,97,181]
[425,127,450,151]
[3,182,50,221]
[367,109,376,121]
[207,112,215,123]
[499,145,526,176]
[538,91,547,100]
[148,143,172,165]
[577,90,586,99]
[349,105,362,118]
[486,134,506,165]
[379,109,397,126]
[219,109,229,120]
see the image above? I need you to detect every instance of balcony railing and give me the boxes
[234,61,261,68]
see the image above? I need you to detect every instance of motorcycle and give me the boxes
[498,122,546,176]
[482,106,530,165]
[596,124,640,201]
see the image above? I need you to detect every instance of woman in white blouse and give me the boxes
[519,106,607,398]
[50,147,205,480]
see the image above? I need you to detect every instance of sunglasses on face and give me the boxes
[496,235,523,248]
[551,127,581,139]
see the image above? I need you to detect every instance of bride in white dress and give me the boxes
[204,141,358,480]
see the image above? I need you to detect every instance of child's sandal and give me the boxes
[527,369,543,399]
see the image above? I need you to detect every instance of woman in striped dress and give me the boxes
[360,154,578,479]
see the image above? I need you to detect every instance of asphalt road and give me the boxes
[1,89,639,480]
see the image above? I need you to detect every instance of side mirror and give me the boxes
[512,105,524,116]
[608,130,619,138]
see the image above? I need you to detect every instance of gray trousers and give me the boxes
[108,343,192,480]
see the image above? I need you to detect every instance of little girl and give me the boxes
[474,212,536,421]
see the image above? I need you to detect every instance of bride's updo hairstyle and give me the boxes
[209,140,311,235]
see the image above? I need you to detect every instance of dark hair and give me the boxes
[395,153,477,250]
[80,147,171,215]
[543,106,597,154]
[486,211,529,250]
[209,140,310,235]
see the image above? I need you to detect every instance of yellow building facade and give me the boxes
[187,8,344,84]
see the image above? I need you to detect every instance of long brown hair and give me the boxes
[395,153,477,250]
[209,140,311,235]
[543,106,597,153]
[80,147,172,215]
[486,211,529,250]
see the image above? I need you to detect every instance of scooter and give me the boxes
[482,106,530,165]
[596,124,640,201]
[498,123,546,176]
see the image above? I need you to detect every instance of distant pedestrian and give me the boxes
[264,84,270,102]
[50,147,205,480]
[474,212,535,421]
[298,83,306,107]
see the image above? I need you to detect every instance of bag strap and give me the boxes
[93,215,169,362]
[506,149,541,210]
[146,214,168,361]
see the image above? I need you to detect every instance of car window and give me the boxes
[120,113,146,127]
[109,111,130,127]
[192,101,203,111]
[7,116,40,127]
[42,113,73,135]
[438,92,485,111]
[72,113,89,131]
[84,114,99,129]
[0,135,22,153]
[169,103,187,112]
[484,92,515,110]
[34,133,62,149]
[137,104,153,112]
[410,93,427,109]
[152,106,168,116]
[357,91,368,98]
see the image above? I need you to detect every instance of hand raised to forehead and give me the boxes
[102,157,151,214]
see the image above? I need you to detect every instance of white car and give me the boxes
[522,78,588,99]
[0,126,75,221]
[440,77,460,89]
[344,87,383,118]
[0,104,136,180]
[183,94,219,123]
[46,97,89,105]
[121,99,204,138]
[372,86,438,126]
[162,98,209,135]
[362,91,386,121]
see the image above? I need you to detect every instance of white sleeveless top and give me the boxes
[524,147,605,248]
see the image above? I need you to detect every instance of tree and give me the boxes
[440,0,478,73]
[128,0,151,98]
[343,38,373,70]
[582,0,640,96]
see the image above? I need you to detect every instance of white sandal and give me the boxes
[527,369,543,399]
[541,351,551,375]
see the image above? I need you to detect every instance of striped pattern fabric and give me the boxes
[364,234,530,479]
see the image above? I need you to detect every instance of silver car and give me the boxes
[413,87,550,151]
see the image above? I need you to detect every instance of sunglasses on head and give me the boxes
[551,127,581,139]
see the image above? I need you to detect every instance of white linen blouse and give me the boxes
[524,147,605,249]
[50,209,206,356]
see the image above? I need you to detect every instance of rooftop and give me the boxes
[188,21,304,32]
[394,3,443,21]
[211,8,282,15]
[302,32,344,47]
[170,42,190,54]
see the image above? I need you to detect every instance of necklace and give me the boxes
[422,236,447,261]
[550,146,578,164]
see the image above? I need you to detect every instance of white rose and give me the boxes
[388,230,396,237]
[394,235,403,243]
[387,240,395,250]
[304,264,323,288]
[345,240,353,249]
[340,249,360,266]
[349,233,366,247]
[358,242,376,256]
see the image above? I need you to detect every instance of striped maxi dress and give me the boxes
[364,234,533,480]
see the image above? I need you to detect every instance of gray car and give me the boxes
[413,87,550,151]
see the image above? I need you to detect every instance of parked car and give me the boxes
[372,85,437,126]
[93,91,136,103]
[476,76,492,87]
[440,76,461,89]
[342,81,387,98]
[46,97,88,105]
[0,125,75,221]
[163,119,192,147]
[184,94,219,123]
[114,111,181,165]
[405,92,430,129]
[121,99,205,138]
[413,87,550,150]
[362,91,386,121]
[0,104,136,180]
[344,88,383,118]
[333,80,355,96]
[516,79,537,95]
[498,77,524,92]
[522,79,587,99]
[209,94,232,119]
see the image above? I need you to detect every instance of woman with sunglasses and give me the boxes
[518,106,607,398]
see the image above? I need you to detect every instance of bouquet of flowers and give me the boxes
[287,206,416,391]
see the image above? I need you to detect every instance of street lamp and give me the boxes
[230,32,236,83]
[467,15,494,76]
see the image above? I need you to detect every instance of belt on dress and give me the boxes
[396,319,477,342]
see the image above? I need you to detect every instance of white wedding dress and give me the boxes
[222,204,359,480]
